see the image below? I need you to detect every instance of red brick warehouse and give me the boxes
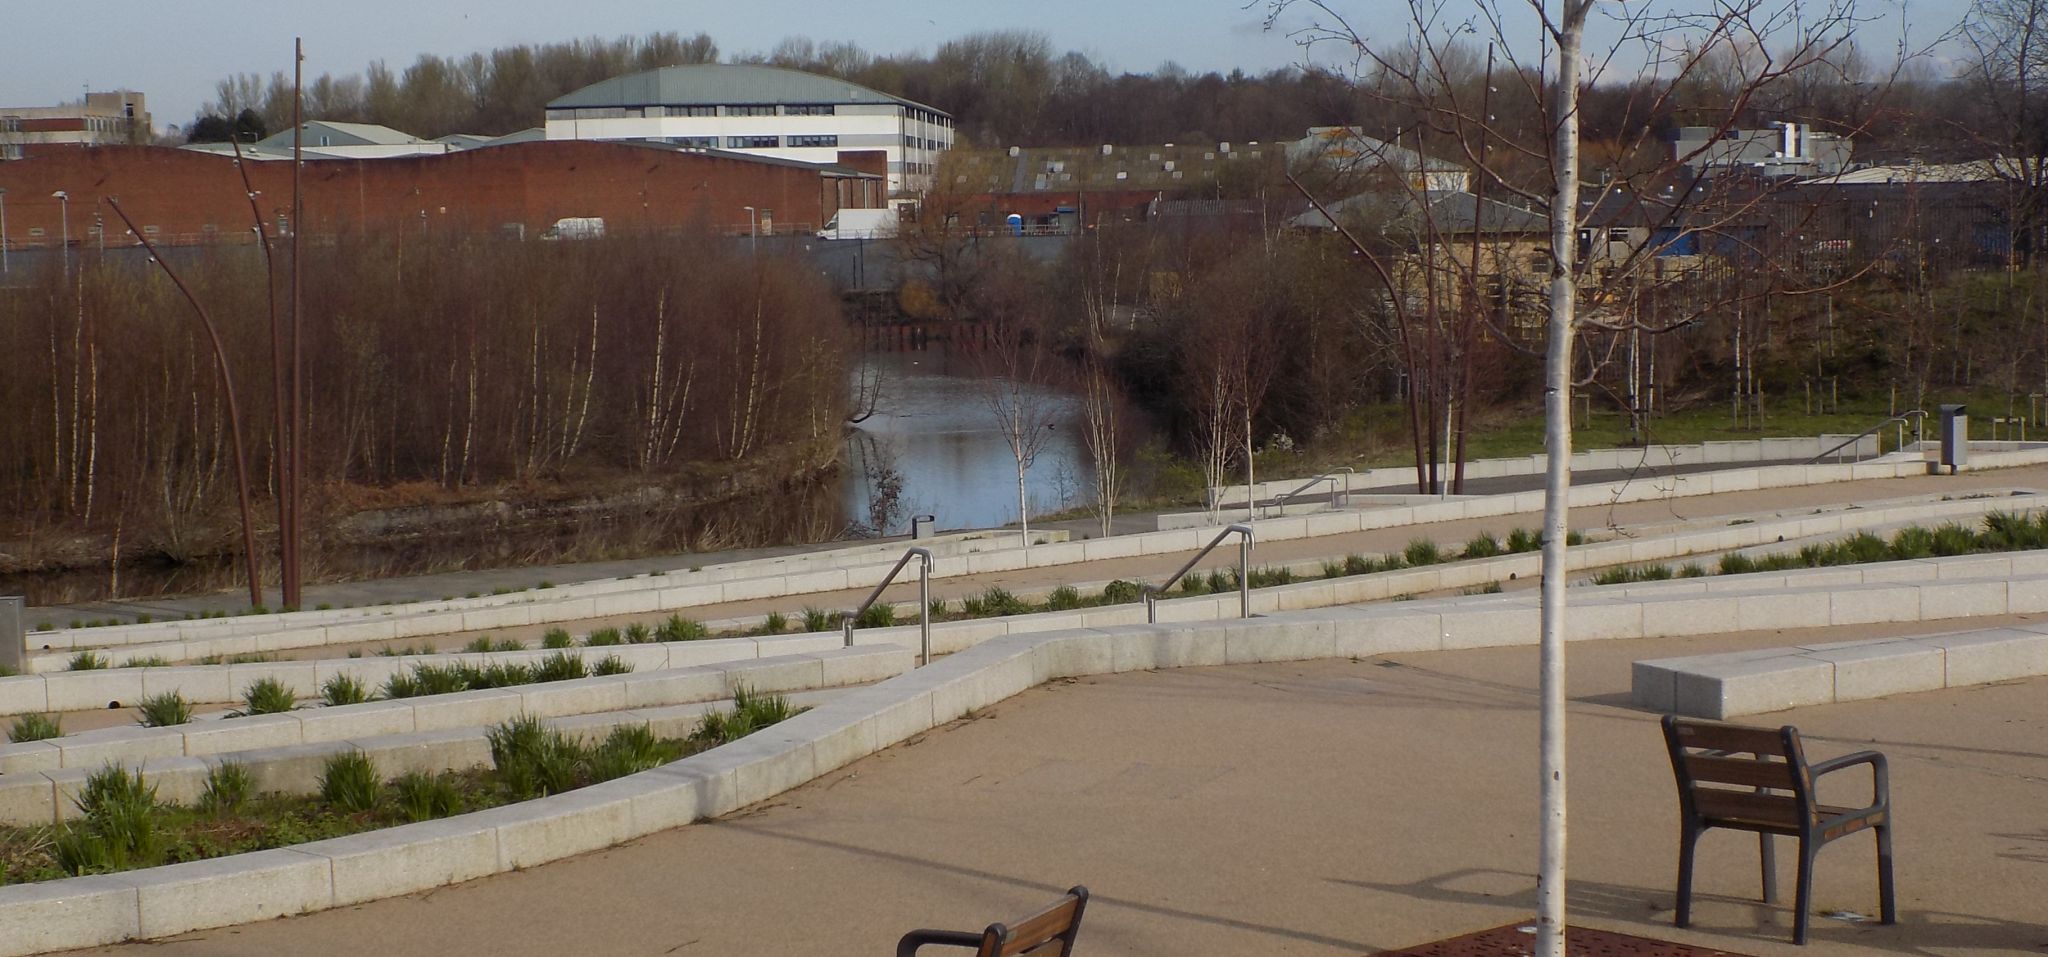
[0,141,887,247]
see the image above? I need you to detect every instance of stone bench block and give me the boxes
[368,728,493,777]
[757,632,850,657]
[1673,656,1834,719]
[1033,631,1116,682]
[590,590,662,618]
[1930,629,2048,686]
[301,816,501,906]
[321,619,397,645]
[132,847,331,938]
[2004,576,2048,614]
[1807,643,1946,700]
[219,741,348,794]
[0,874,143,957]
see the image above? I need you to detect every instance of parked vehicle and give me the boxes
[540,217,606,241]
[816,208,896,240]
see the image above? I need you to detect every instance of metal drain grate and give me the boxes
[1374,921,1762,957]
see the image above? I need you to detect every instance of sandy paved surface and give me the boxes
[69,616,2048,957]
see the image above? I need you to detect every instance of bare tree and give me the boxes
[968,249,1065,546]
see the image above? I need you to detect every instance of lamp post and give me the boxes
[743,205,757,252]
[51,190,69,275]
[1,187,9,274]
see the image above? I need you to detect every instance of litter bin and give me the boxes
[910,514,937,541]
[1938,403,1968,474]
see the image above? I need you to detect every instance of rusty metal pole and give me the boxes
[105,198,263,608]
[287,37,306,610]
[230,139,286,611]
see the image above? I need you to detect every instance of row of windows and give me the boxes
[787,134,839,148]
[900,135,947,150]
[728,135,780,149]
[906,108,951,129]
[555,103,846,120]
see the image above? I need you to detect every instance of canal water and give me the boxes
[842,350,1095,536]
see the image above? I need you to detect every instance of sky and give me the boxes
[1,0,1972,134]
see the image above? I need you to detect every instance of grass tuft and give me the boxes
[321,674,371,707]
[8,713,62,743]
[199,762,253,814]
[136,692,193,728]
[68,651,110,671]
[318,751,383,812]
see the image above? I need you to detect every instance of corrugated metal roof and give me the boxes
[547,64,947,115]
[254,121,423,149]
[1290,188,1546,234]
[1810,160,2006,185]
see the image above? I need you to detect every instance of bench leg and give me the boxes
[1759,832,1777,903]
[1876,824,1897,925]
[1793,839,1817,945]
[1676,824,1702,928]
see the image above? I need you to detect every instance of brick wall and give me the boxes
[0,142,881,247]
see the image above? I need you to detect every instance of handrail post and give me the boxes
[1144,590,1158,625]
[1238,528,1252,619]
[842,616,855,649]
[917,551,932,666]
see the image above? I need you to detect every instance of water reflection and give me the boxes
[843,350,1094,535]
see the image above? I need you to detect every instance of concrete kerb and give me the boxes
[2,561,2036,956]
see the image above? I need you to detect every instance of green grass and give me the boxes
[584,627,623,647]
[119,655,170,669]
[1102,579,1143,603]
[199,763,253,814]
[54,765,164,875]
[541,628,575,649]
[800,607,833,632]
[1590,564,1675,585]
[1462,532,1503,559]
[392,770,464,822]
[591,655,631,676]
[377,651,619,700]
[852,603,897,628]
[7,713,62,743]
[623,623,652,643]
[761,611,789,635]
[234,678,298,716]
[1403,539,1444,566]
[136,692,193,728]
[655,615,709,641]
[320,674,372,707]
[463,636,523,654]
[67,651,109,671]
[318,751,382,812]
[1044,585,1084,611]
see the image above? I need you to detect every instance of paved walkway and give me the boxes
[78,618,2048,957]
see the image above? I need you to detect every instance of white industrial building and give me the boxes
[544,64,952,193]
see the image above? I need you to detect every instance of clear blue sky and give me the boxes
[0,0,1970,133]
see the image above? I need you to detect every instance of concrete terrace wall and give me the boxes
[5,490,2036,716]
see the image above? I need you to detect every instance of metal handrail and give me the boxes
[1141,523,1255,624]
[1263,468,1354,518]
[843,546,935,666]
[1809,409,1927,464]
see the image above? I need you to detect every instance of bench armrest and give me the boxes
[897,929,987,957]
[1809,749,1888,805]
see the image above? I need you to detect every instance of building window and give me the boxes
[574,107,626,119]
[672,136,718,149]
[727,135,779,149]
[788,134,839,148]
[786,104,836,116]
[664,105,716,117]
[1608,227,1630,243]
[725,105,776,117]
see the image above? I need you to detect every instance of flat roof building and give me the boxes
[0,91,151,160]
[544,64,951,194]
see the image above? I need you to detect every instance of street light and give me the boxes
[51,190,68,275]
[742,205,757,252]
[0,187,9,274]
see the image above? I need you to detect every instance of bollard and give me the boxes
[0,596,23,675]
